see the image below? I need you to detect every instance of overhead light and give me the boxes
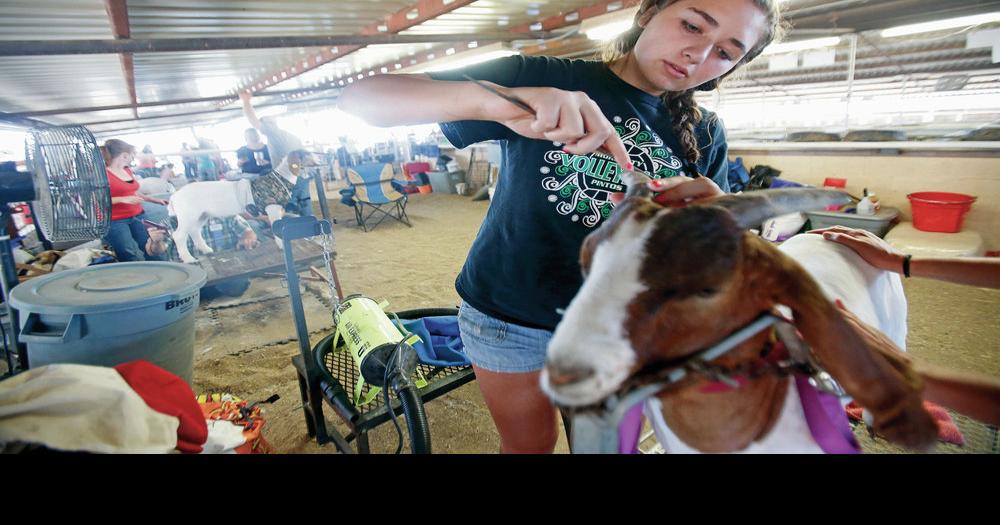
[762,37,842,55]
[581,6,638,41]
[881,12,1000,38]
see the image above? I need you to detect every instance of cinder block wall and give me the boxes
[732,151,1000,251]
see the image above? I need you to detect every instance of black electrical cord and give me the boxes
[383,339,406,455]
[0,315,10,376]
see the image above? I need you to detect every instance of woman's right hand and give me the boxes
[483,84,632,170]
[809,225,905,273]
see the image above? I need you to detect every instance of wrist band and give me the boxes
[902,254,912,278]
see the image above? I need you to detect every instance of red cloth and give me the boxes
[107,167,143,220]
[846,400,965,446]
[114,360,208,453]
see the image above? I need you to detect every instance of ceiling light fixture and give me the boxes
[762,36,842,55]
[881,12,1000,37]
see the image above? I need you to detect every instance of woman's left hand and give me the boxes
[609,176,725,207]
[648,176,725,207]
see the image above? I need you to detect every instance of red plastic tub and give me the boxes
[907,192,977,233]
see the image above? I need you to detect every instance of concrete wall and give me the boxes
[731,150,1000,251]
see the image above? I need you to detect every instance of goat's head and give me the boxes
[542,173,937,450]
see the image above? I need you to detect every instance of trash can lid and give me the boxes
[10,262,207,315]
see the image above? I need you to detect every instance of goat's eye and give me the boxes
[697,288,717,297]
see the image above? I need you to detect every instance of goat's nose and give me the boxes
[545,362,595,387]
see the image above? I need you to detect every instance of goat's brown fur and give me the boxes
[575,197,938,452]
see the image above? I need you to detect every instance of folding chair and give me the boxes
[345,163,412,232]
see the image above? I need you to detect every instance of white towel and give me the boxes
[0,364,179,454]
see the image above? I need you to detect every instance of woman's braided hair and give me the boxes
[602,0,784,169]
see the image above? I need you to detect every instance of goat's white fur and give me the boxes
[544,231,908,453]
[541,213,654,407]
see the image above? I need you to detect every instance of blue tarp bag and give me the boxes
[727,156,751,193]
[399,316,470,367]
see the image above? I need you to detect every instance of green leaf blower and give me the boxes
[324,294,432,453]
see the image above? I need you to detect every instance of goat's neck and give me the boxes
[655,345,789,453]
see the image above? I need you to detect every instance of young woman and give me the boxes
[339,0,783,453]
[102,139,168,262]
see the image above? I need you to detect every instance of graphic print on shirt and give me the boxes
[540,117,687,228]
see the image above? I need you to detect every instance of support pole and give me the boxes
[845,34,859,133]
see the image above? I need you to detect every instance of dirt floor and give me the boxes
[189,181,999,454]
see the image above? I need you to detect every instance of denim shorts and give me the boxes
[457,301,553,373]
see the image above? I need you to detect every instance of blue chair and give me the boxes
[343,163,412,232]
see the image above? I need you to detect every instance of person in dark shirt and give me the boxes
[339,0,783,453]
[236,128,272,174]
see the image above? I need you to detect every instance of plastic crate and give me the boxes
[804,206,900,238]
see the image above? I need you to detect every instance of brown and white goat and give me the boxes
[541,174,941,453]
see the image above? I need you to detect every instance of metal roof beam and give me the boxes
[0,32,555,56]
[104,0,138,119]
[79,92,339,127]
[87,95,340,137]
[3,86,340,119]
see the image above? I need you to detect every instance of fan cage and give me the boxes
[25,126,110,242]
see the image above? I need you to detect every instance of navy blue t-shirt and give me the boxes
[237,145,271,174]
[430,55,730,331]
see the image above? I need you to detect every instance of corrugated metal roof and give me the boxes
[0,55,134,122]
[133,48,317,101]
[0,0,999,136]
[127,0,413,37]
[0,0,113,40]
[400,0,591,34]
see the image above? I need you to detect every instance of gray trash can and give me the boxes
[9,262,207,384]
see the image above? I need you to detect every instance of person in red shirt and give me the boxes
[102,139,168,262]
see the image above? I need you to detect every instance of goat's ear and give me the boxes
[714,189,850,229]
[619,168,653,200]
[746,236,938,450]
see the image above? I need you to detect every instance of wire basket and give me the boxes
[25,126,110,241]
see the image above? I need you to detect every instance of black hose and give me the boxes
[393,383,432,454]
[313,334,341,387]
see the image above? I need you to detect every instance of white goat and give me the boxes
[542,175,941,453]
[168,157,305,263]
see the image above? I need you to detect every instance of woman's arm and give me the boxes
[338,74,495,126]
[339,73,631,167]
[811,226,1000,289]
[239,91,262,130]
[111,195,143,205]
[138,194,169,206]
[908,257,1000,289]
